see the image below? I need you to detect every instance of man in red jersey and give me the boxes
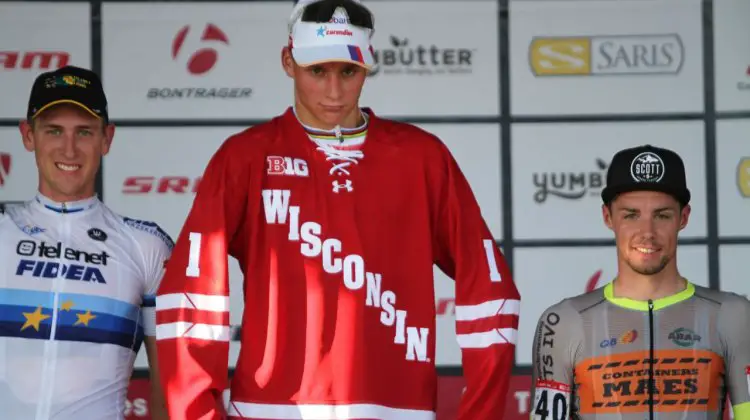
[154,1,521,419]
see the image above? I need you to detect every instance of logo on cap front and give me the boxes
[630,151,665,183]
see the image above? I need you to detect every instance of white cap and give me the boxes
[287,0,375,70]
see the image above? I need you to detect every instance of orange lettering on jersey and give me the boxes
[574,349,724,414]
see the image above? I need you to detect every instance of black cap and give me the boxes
[27,65,108,122]
[601,144,691,206]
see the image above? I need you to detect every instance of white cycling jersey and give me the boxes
[0,193,172,420]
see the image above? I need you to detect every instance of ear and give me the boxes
[679,204,691,231]
[19,120,35,152]
[101,123,115,157]
[602,203,614,231]
[281,46,295,78]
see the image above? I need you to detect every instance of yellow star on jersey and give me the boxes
[60,300,74,311]
[74,310,97,327]
[21,306,51,332]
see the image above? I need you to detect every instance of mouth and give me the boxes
[633,247,660,255]
[56,162,82,172]
[321,105,345,112]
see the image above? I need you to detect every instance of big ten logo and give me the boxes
[738,158,750,198]
[267,156,309,177]
[172,23,229,75]
[124,398,148,417]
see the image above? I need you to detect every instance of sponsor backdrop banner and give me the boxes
[0,3,91,119]
[510,0,703,116]
[713,0,750,112]
[359,1,501,117]
[101,3,292,120]
[716,120,750,237]
[0,128,40,204]
[0,1,748,419]
[511,121,708,240]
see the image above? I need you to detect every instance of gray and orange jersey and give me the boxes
[530,281,750,420]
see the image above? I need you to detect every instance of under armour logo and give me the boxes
[332,179,353,193]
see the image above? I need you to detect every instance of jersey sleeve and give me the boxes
[718,293,750,419]
[125,218,174,337]
[529,301,580,420]
[431,143,521,420]
[155,135,250,420]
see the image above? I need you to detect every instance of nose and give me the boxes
[637,216,657,240]
[61,132,77,159]
[325,73,343,100]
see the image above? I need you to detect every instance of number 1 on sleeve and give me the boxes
[483,239,502,282]
[186,232,202,277]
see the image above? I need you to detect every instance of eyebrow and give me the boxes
[39,123,96,130]
[619,207,676,213]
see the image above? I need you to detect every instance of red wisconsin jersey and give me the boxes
[155,107,521,420]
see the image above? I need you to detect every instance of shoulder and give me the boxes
[373,115,448,151]
[693,284,747,308]
[113,212,175,253]
[537,288,605,326]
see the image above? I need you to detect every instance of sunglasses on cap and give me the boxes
[300,0,374,30]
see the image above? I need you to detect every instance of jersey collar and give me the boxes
[33,193,99,214]
[604,280,695,311]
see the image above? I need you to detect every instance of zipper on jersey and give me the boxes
[647,299,655,420]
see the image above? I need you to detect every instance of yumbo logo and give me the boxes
[668,327,701,347]
[532,159,608,203]
[529,34,684,76]
[368,35,475,76]
[737,157,750,198]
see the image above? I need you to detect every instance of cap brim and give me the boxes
[31,99,102,120]
[601,184,691,206]
[292,44,374,70]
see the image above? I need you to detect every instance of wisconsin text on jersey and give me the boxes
[531,282,750,420]
[262,188,431,361]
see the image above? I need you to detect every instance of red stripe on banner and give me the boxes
[156,308,230,326]
[455,315,518,335]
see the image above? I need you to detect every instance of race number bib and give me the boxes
[533,379,571,420]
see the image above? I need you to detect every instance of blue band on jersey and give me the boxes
[122,217,175,250]
[141,294,156,308]
[0,288,144,352]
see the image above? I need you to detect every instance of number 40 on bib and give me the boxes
[533,379,570,420]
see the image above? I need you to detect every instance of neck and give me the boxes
[38,184,96,204]
[612,263,685,301]
[293,101,364,131]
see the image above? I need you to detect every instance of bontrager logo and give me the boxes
[267,156,309,177]
[738,158,750,198]
[529,34,684,76]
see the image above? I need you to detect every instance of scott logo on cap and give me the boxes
[630,151,665,183]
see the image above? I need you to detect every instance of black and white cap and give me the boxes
[601,144,690,206]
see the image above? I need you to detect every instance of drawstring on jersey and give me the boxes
[315,142,363,193]
[315,143,364,176]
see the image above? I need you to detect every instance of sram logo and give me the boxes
[267,156,309,177]
[122,176,201,194]
[0,51,70,70]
